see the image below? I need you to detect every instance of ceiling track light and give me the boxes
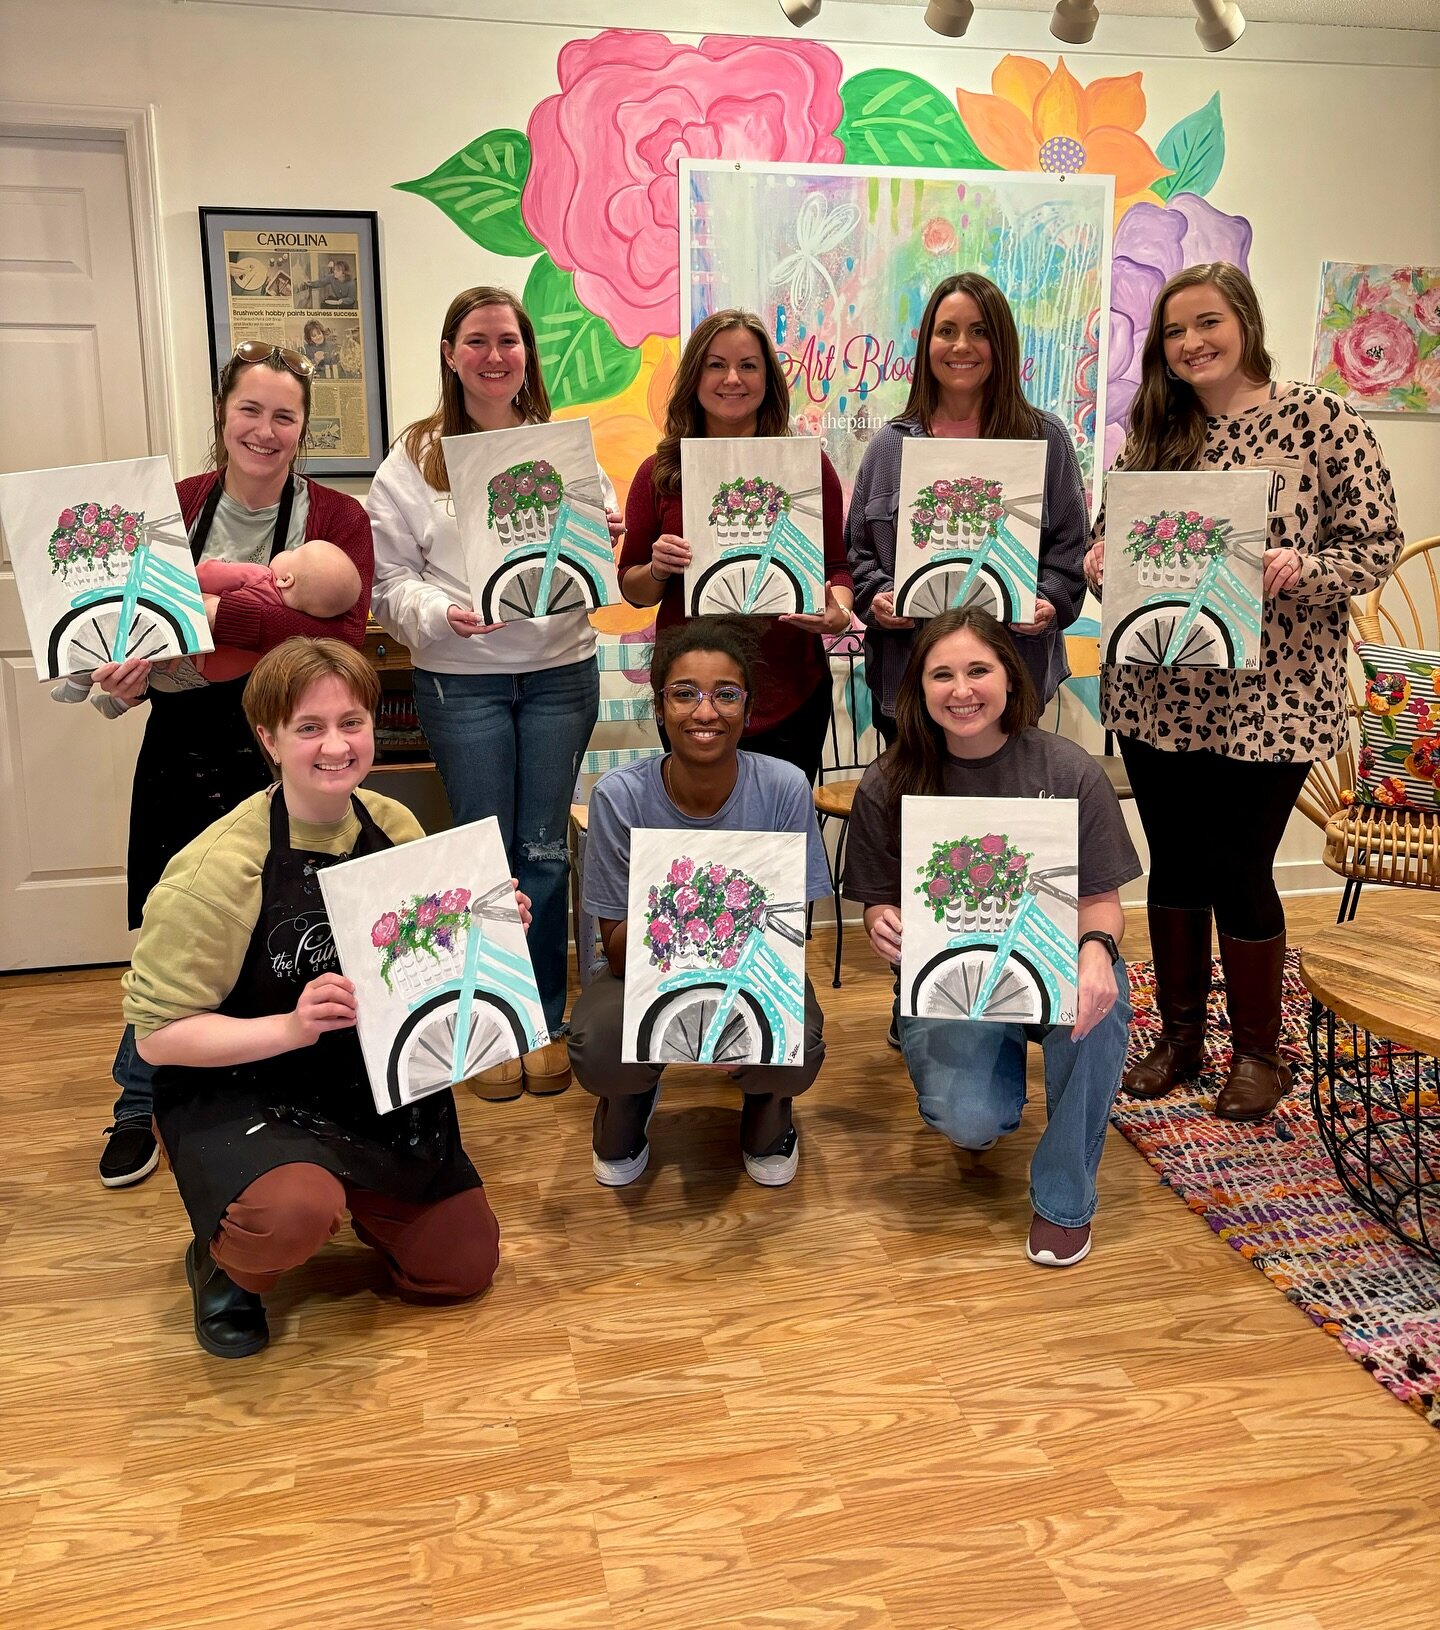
[925,0,975,39]
[1190,0,1246,51]
[778,0,822,25]
[1049,1,1099,45]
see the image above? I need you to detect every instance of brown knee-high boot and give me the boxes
[1215,930,1292,1121]
[1124,905,1212,1099]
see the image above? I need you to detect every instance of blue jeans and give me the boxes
[111,1023,157,1126]
[897,962,1132,1228]
[413,657,599,1033]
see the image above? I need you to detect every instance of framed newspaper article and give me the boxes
[199,207,389,476]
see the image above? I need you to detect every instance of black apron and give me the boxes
[125,479,294,928]
[153,787,481,1244]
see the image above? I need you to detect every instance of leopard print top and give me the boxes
[1094,384,1402,764]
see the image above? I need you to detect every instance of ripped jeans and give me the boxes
[413,657,599,1032]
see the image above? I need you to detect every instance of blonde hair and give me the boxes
[400,286,551,493]
[243,636,379,759]
[1124,262,1274,472]
[652,310,793,496]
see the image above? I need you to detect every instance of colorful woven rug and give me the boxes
[1111,952,1440,1428]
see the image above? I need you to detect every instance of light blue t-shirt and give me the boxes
[582,751,833,923]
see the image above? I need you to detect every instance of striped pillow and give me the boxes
[1354,642,1440,809]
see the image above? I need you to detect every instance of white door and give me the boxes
[0,133,155,969]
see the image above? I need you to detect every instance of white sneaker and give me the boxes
[592,1088,659,1188]
[743,1126,799,1188]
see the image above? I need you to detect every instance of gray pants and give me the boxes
[569,967,826,1158]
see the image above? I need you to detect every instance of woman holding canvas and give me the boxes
[91,341,373,1188]
[1082,262,1401,1122]
[569,617,833,1189]
[847,272,1089,740]
[368,285,622,1101]
[619,309,854,785]
[125,638,504,1359]
[842,607,1140,1267]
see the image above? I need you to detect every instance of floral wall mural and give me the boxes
[396,26,1255,668]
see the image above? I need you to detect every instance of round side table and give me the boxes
[1300,904,1440,1264]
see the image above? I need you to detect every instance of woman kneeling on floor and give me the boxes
[569,617,833,1188]
[125,637,504,1358]
[842,607,1141,1267]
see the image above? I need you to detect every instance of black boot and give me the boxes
[1124,905,1212,1099]
[185,1238,269,1359]
[1215,931,1293,1121]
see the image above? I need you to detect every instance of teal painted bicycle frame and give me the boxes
[930,491,1042,615]
[68,513,206,662]
[941,865,1076,1020]
[500,496,613,617]
[723,511,821,615]
[1149,541,1264,666]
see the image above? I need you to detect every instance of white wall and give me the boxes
[4,0,1439,900]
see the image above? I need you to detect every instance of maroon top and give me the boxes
[178,471,373,654]
[620,450,853,735]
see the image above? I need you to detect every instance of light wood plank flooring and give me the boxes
[2,896,1438,1629]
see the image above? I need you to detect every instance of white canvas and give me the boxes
[1099,469,1270,671]
[318,817,549,1115]
[0,456,214,681]
[444,419,619,623]
[892,440,1046,624]
[900,796,1078,1026]
[681,437,824,617]
[621,829,807,1067]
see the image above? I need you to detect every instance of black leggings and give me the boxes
[1118,735,1312,941]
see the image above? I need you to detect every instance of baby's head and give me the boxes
[270,539,361,618]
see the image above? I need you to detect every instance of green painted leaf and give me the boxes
[395,130,542,257]
[837,70,999,171]
[1152,94,1225,202]
[1398,385,1431,410]
[1419,332,1440,360]
[1317,366,1346,393]
[1384,745,1410,762]
[522,255,641,410]
[1322,305,1353,330]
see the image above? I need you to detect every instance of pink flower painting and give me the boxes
[522,31,844,346]
[1312,261,1440,415]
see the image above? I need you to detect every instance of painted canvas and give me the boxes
[892,439,1046,622]
[681,436,824,616]
[444,419,619,623]
[319,818,549,1114]
[622,830,807,1067]
[1099,470,1270,671]
[900,796,1078,1026]
[0,456,214,681]
[681,161,1111,502]
[1311,262,1440,416]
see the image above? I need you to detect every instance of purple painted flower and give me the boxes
[416,897,440,928]
[1106,193,1254,467]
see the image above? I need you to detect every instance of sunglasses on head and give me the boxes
[228,339,315,379]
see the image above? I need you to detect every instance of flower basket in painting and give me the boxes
[49,501,144,582]
[372,888,473,998]
[709,477,790,547]
[643,856,770,974]
[917,834,1032,938]
[910,478,1004,554]
[488,460,563,546]
[1124,510,1228,590]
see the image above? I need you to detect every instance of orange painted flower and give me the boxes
[955,55,1170,219]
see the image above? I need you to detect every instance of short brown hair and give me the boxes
[243,636,379,756]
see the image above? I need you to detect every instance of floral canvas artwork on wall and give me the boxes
[900,796,1079,1026]
[318,818,549,1114]
[892,438,1046,622]
[681,436,824,617]
[1311,262,1440,416]
[622,829,808,1067]
[443,419,619,624]
[1352,642,1440,810]
[1098,468,1270,671]
[0,456,214,682]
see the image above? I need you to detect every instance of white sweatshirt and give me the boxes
[366,436,616,676]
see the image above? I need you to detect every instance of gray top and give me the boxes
[841,727,1142,906]
[195,472,310,565]
[846,413,1089,717]
[583,751,834,922]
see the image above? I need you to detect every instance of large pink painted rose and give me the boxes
[1334,311,1418,396]
[523,31,844,346]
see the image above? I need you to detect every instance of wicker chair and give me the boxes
[1297,534,1440,921]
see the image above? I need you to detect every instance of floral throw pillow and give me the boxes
[1353,642,1440,810]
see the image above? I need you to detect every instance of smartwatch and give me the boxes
[1078,929,1121,965]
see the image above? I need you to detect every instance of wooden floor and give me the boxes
[3,897,1439,1630]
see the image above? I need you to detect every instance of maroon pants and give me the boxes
[211,1163,500,1299]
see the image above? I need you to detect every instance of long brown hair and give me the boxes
[1123,261,1274,472]
[896,273,1043,440]
[401,286,552,493]
[652,310,793,496]
[882,607,1040,810]
[209,356,311,476]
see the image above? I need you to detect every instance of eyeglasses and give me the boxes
[228,339,315,379]
[658,683,748,715]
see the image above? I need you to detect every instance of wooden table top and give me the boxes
[1298,896,1440,1056]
